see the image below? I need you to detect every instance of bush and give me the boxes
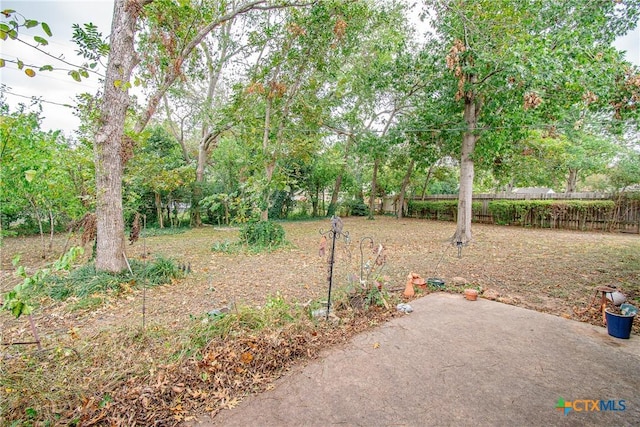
[347,199,369,216]
[408,200,482,220]
[240,220,286,247]
[487,200,615,227]
[43,256,184,301]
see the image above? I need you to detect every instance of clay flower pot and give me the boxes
[464,289,478,301]
[412,278,427,290]
[403,274,415,298]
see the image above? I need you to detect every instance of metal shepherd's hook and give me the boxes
[320,216,349,321]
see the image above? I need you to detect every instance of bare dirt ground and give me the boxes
[2,216,639,341]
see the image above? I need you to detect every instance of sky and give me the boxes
[1,0,639,136]
[0,1,113,135]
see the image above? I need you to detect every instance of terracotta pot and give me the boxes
[464,289,478,301]
[403,278,415,298]
[412,278,427,290]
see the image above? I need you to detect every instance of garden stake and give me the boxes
[123,251,145,330]
[28,314,42,351]
[432,243,451,278]
[320,216,349,320]
[360,237,373,284]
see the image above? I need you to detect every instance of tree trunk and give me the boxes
[565,168,578,193]
[327,135,353,217]
[397,158,414,219]
[311,187,319,217]
[261,162,276,221]
[94,0,146,273]
[48,209,55,251]
[191,138,209,227]
[327,175,343,217]
[155,192,164,228]
[368,157,380,219]
[191,40,228,227]
[420,164,435,200]
[259,92,275,222]
[28,197,46,259]
[453,94,479,245]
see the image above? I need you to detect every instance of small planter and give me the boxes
[464,288,478,301]
[605,306,636,339]
[412,278,427,290]
[427,278,445,289]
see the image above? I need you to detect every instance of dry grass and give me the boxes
[1,217,639,425]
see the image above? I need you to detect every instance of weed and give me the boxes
[40,256,183,303]
[240,220,286,248]
[211,239,239,254]
[138,256,184,285]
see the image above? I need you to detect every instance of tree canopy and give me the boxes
[1,0,639,269]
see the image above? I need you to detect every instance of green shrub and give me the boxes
[347,199,369,216]
[487,200,517,225]
[408,200,481,220]
[140,256,184,285]
[43,256,184,301]
[240,220,286,247]
[487,200,616,227]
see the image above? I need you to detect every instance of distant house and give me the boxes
[512,187,555,194]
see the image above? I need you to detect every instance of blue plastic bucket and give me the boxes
[605,310,635,339]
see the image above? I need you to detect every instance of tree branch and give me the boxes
[134,0,312,134]
[13,37,105,78]
[475,67,505,86]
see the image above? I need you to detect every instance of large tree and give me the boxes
[424,0,640,245]
[93,0,308,272]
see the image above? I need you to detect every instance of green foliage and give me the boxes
[408,200,482,220]
[346,198,369,217]
[43,256,183,302]
[141,256,184,285]
[72,22,109,63]
[2,247,84,318]
[192,294,300,343]
[123,126,191,227]
[139,226,188,238]
[211,239,238,254]
[609,150,640,191]
[0,10,53,77]
[239,220,286,248]
[363,285,391,309]
[487,200,615,226]
[0,106,91,235]
[268,190,295,220]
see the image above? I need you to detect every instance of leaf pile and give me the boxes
[76,308,398,426]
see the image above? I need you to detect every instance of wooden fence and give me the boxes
[394,192,640,233]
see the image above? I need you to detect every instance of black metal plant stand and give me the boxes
[319,216,349,320]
